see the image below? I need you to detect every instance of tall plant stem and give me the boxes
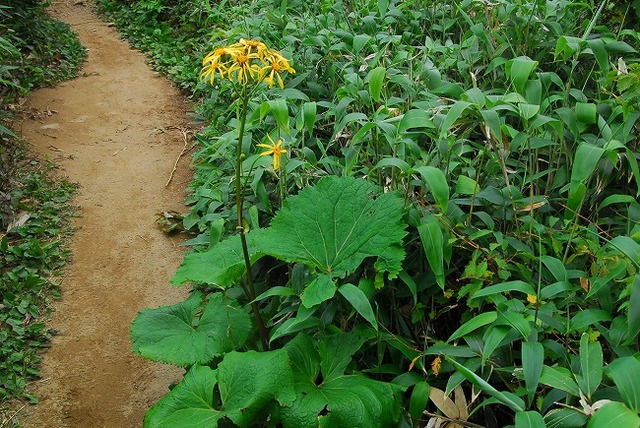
[235,86,269,350]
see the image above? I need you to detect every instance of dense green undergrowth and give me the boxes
[0,152,77,402]
[97,0,640,426]
[1,0,84,425]
[0,0,86,106]
[0,145,78,427]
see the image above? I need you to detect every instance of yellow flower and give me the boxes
[201,47,229,84]
[200,39,294,88]
[526,294,538,304]
[201,45,244,84]
[431,356,442,377]
[226,51,262,86]
[263,51,296,89]
[257,135,286,170]
[240,38,268,59]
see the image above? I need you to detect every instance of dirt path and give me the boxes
[16,1,192,426]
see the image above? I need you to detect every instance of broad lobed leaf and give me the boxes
[281,332,402,427]
[145,349,296,428]
[259,176,407,279]
[131,292,252,366]
[170,233,264,288]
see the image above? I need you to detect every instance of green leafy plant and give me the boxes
[102,0,640,425]
[133,176,408,425]
[0,0,86,104]
[0,156,77,407]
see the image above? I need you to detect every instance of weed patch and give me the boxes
[0,146,77,422]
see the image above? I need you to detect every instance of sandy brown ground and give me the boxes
[14,1,192,426]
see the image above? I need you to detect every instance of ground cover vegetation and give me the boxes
[1,0,85,424]
[96,0,640,426]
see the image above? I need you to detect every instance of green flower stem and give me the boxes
[235,85,269,350]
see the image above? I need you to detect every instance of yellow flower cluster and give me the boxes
[201,39,295,89]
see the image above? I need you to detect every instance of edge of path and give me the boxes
[18,1,194,426]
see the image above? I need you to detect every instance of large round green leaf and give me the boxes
[131,292,251,366]
[281,332,403,428]
[259,176,407,280]
[145,350,296,428]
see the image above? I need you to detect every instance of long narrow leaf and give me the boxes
[539,365,581,397]
[368,66,385,103]
[544,408,588,428]
[417,218,445,290]
[338,283,377,330]
[447,357,525,413]
[415,166,450,213]
[522,342,544,404]
[409,382,431,423]
[627,275,640,345]
[605,356,640,413]
[482,325,510,364]
[570,143,605,185]
[302,101,316,137]
[587,402,640,428]
[439,100,471,138]
[578,333,603,401]
[398,109,435,133]
[507,56,538,94]
[268,98,290,131]
[448,311,497,342]
[471,281,536,301]
[516,411,546,428]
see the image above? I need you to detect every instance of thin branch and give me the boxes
[1,403,27,428]
[165,127,193,187]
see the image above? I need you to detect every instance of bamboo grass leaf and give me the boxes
[368,66,385,102]
[522,342,544,404]
[448,311,497,342]
[338,283,377,330]
[418,217,445,290]
[587,402,640,428]
[577,333,603,401]
[506,56,538,94]
[515,411,546,428]
[626,275,640,345]
[409,381,431,423]
[605,356,640,413]
[447,357,525,413]
[302,101,317,137]
[539,365,581,397]
[471,281,536,301]
[415,166,449,213]
[301,274,336,308]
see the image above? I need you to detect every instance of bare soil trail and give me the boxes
[16,1,192,426]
